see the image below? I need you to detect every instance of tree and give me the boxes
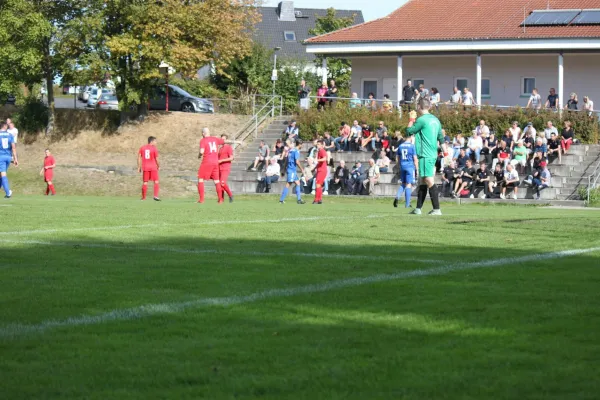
[308,8,357,91]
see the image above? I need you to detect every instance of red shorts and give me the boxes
[143,170,159,182]
[315,171,327,185]
[382,140,390,149]
[44,171,53,182]
[198,163,219,181]
[219,168,231,183]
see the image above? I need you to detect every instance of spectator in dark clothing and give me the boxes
[441,160,460,197]
[327,80,338,108]
[547,132,562,163]
[272,138,286,175]
[453,159,476,198]
[456,148,469,169]
[502,129,514,150]
[402,80,415,104]
[565,92,578,110]
[473,161,493,199]
[348,161,366,195]
[561,120,574,154]
[330,160,350,195]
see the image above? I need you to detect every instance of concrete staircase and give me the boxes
[226,117,599,203]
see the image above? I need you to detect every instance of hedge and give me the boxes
[293,105,599,144]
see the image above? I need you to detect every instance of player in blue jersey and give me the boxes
[394,135,418,208]
[0,122,18,198]
[279,139,305,204]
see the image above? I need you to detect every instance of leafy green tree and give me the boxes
[308,8,357,91]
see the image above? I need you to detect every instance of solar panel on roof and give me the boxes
[572,10,600,24]
[522,10,580,26]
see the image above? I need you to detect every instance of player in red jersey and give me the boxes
[137,136,160,201]
[39,149,56,195]
[218,134,235,203]
[314,140,328,204]
[198,127,225,203]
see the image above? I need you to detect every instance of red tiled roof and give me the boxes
[306,0,600,43]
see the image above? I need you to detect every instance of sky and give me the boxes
[262,0,407,22]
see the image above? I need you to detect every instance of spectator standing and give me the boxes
[327,80,338,108]
[526,88,542,110]
[473,161,493,199]
[544,121,558,141]
[330,160,349,195]
[376,150,391,173]
[452,132,465,159]
[500,164,520,200]
[430,87,440,106]
[561,121,574,154]
[7,121,18,144]
[583,96,594,116]
[364,158,380,195]
[449,87,461,104]
[466,132,483,163]
[259,158,281,193]
[509,122,522,143]
[402,80,415,104]
[349,93,361,108]
[565,92,578,110]
[545,88,558,110]
[461,87,476,106]
[251,140,270,171]
[547,132,562,163]
[335,123,351,152]
[284,120,299,143]
[382,94,394,112]
[364,92,377,110]
[316,83,328,111]
[298,79,311,109]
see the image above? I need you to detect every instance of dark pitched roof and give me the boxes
[306,0,600,44]
[255,6,364,61]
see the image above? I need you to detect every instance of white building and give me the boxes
[305,0,600,109]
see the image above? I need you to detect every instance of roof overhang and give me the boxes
[305,38,600,55]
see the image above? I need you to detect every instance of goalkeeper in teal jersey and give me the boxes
[405,98,446,215]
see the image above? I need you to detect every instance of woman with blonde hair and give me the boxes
[583,96,594,116]
[565,92,578,110]
[561,121,574,154]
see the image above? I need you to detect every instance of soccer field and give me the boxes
[1,196,600,399]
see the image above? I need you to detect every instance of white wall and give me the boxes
[351,54,600,107]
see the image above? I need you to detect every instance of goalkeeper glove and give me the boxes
[408,110,417,122]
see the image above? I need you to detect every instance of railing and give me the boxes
[586,155,600,204]
[231,95,283,150]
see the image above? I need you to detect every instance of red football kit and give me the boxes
[198,137,225,180]
[43,155,55,182]
[139,144,159,182]
[218,144,233,182]
[314,148,328,203]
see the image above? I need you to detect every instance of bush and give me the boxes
[294,105,600,143]
[578,186,600,206]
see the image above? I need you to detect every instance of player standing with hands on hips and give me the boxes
[405,98,445,215]
[198,127,225,204]
[138,136,160,201]
[0,122,18,198]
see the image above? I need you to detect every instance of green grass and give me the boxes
[1,195,600,399]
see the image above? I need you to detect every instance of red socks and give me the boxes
[198,182,205,203]
[315,187,323,202]
[45,186,50,196]
[142,185,148,200]
[153,183,159,198]
[216,183,224,202]
[222,183,232,198]
[49,184,56,195]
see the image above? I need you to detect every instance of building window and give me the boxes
[283,31,296,41]
[412,79,425,89]
[362,80,377,99]
[481,78,491,97]
[455,78,468,92]
[522,77,536,96]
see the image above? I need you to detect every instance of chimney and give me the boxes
[278,1,296,22]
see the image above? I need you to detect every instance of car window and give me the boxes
[170,85,193,98]
[103,95,118,101]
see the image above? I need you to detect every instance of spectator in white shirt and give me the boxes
[449,87,461,104]
[526,88,542,110]
[472,120,490,137]
[363,158,380,195]
[509,121,522,142]
[460,87,476,106]
[466,132,483,163]
[583,96,594,116]
[7,122,18,144]
[500,164,520,200]
[350,120,362,151]
[430,87,440,106]
[452,132,465,159]
[376,150,391,173]
[543,121,558,141]
[258,158,281,193]
[523,122,536,140]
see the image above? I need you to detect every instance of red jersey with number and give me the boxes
[44,155,55,169]
[218,144,233,171]
[139,144,158,171]
[200,137,225,165]
[316,148,327,173]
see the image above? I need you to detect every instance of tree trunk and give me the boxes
[45,71,55,136]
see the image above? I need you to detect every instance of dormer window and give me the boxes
[284,31,296,41]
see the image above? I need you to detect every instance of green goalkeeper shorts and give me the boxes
[418,157,436,178]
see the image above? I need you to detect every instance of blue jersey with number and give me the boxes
[287,148,299,171]
[0,130,14,158]
[398,142,416,170]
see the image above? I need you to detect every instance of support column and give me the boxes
[397,55,403,109]
[321,58,328,85]
[558,53,564,112]
[476,53,482,109]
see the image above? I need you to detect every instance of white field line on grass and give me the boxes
[0,239,444,264]
[0,214,393,236]
[1,246,599,339]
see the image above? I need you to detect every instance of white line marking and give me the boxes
[0,214,393,236]
[0,239,443,264]
[0,204,12,207]
[1,246,598,339]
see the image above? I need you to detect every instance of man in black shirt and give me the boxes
[457,148,469,169]
[323,132,335,165]
[547,132,562,163]
[474,161,493,198]
[492,163,505,197]
[545,88,558,110]
[441,160,459,197]
[402,79,415,104]
[330,160,349,195]
[327,79,338,108]
[453,159,475,197]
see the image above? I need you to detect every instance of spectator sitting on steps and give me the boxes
[363,158,380,195]
[251,140,270,171]
[348,161,365,195]
[330,160,349,195]
[258,158,281,193]
[284,121,299,143]
[500,163,520,200]
[441,160,460,197]
[335,122,350,152]
[453,159,475,198]
[376,150,391,173]
[547,132,562,163]
[473,161,493,199]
